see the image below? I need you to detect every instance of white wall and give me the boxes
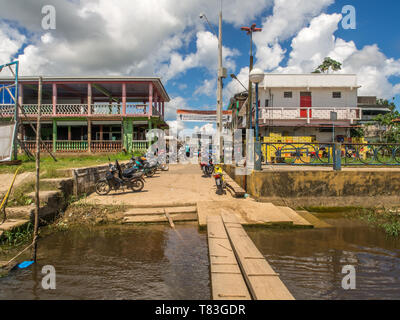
[259,87,357,109]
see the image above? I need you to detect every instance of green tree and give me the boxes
[377,98,397,112]
[313,57,342,74]
[372,109,400,143]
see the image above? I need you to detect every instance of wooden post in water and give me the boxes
[32,76,42,262]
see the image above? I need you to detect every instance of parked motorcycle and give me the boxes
[213,165,226,195]
[95,159,145,195]
[128,156,157,177]
[200,156,214,177]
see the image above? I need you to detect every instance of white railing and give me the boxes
[23,104,53,115]
[56,104,88,115]
[91,103,122,115]
[259,107,361,123]
[0,104,15,117]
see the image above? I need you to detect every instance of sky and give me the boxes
[0,0,399,134]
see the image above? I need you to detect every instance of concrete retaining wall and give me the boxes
[223,165,400,207]
[72,161,129,196]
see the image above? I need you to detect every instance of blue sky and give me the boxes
[167,0,400,113]
[0,0,399,132]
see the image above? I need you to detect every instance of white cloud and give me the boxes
[159,31,239,81]
[166,120,185,136]
[0,0,269,80]
[253,0,334,70]
[0,22,25,64]
[275,13,400,98]
[165,96,188,121]
[194,78,216,97]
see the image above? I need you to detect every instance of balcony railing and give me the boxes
[0,103,163,118]
[19,140,148,153]
[258,107,361,123]
[91,140,122,153]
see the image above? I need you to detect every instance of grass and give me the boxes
[0,152,137,177]
[343,207,400,237]
[6,180,62,207]
[1,222,33,248]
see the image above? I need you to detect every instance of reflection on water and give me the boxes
[247,214,400,300]
[0,224,210,300]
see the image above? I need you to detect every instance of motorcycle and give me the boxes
[127,156,157,178]
[213,165,226,195]
[200,156,214,177]
[95,159,145,195]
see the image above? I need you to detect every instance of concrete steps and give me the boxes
[3,205,34,220]
[277,206,313,228]
[122,205,198,224]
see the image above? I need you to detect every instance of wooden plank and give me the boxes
[221,212,295,300]
[223,171,246,197]
[207,215,251,300]
[123,213,197,224]
[164,210,175,228]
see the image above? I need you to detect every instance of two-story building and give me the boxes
[234,74,362,142]
[0,76,170,154]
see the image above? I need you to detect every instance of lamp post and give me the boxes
[249,68,264,171]
[200,9,225,162]
[241,24,262,131]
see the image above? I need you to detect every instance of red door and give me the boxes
[300,92,312,118]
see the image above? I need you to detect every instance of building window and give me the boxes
[265,99,270,107]
[284,92,292,98]
[333,92,342,99]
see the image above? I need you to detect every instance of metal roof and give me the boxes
[0,76,170,102]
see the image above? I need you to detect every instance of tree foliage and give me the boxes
[313,57,342,74]
[372,106,400,143]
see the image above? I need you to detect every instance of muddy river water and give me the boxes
[0,213,399,300]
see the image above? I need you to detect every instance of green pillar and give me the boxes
[123,118,133,153]
[52,119,57,152]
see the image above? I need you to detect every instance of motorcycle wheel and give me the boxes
[95,181,111,195]
[206,166,213,176]
[130,179,144,192]
[161,164,169,171]
[145,169,155,177]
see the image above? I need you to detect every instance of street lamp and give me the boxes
[249,68,264,171]
[230,74,248,92]
[249,68,264,141]
[241,24,262,131]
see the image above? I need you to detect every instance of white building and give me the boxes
[238,74,362,142]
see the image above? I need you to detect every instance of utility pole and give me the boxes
[32,76,42,262]
[217,9,223,162]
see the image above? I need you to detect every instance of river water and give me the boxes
[0,224,210,300]
[1,213,399,300]
[247,213,400,300]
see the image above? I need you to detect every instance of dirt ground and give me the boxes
[0,171,35,195]
[85,164,233,206]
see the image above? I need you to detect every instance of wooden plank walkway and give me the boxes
[207,215,251,300]
[223,171,246,198]
[221,212,295,300]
